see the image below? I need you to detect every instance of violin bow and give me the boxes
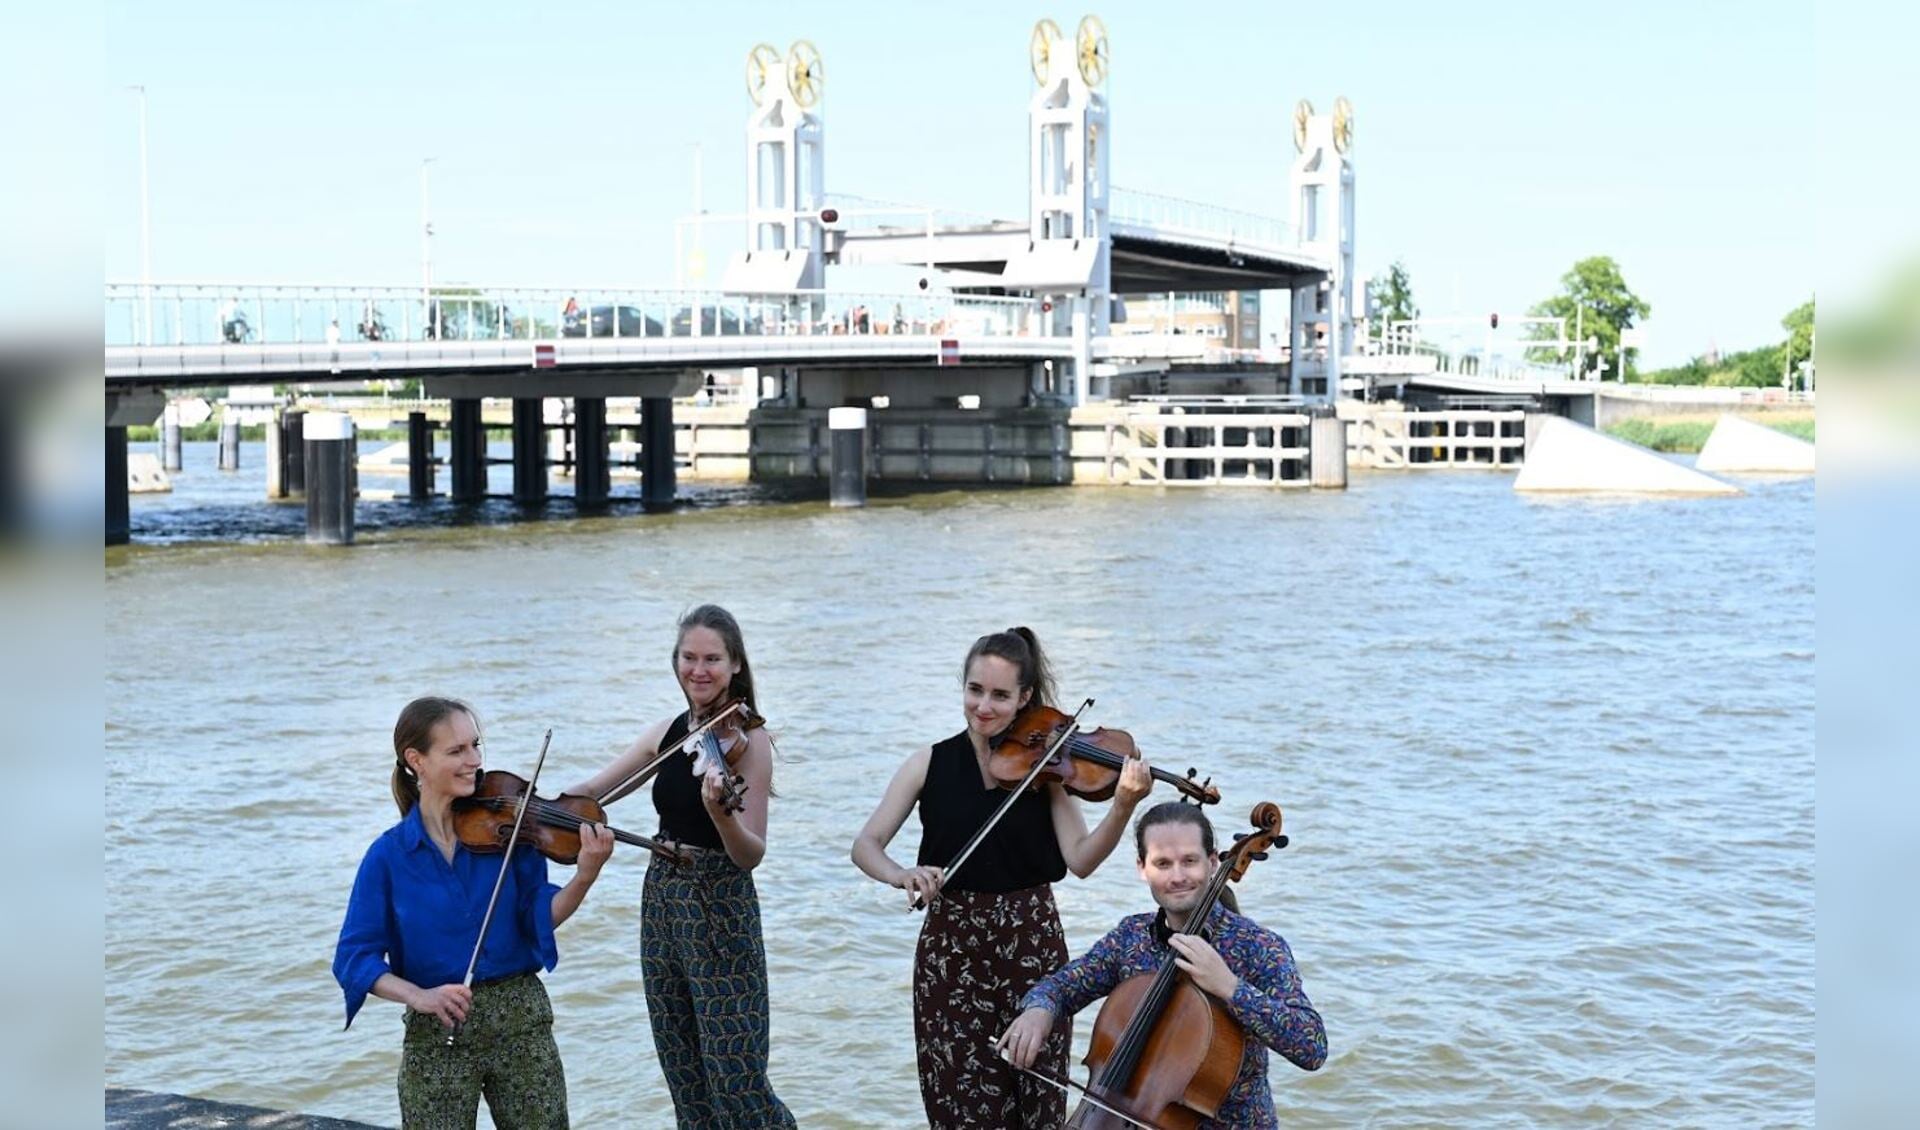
[598,701,750,808]
[913,698,1094,911]
[447,728,552,1047]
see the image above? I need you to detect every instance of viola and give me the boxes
[452,769,685,865]
[988,703,1221,806]
[1063,802,1289,1129]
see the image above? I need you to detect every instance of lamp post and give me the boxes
[420,157,436,336]
[128,85,152,344]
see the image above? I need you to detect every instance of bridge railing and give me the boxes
[105,283,1045,349]
[1109,188,1295,253]
[1361,324,1584,383]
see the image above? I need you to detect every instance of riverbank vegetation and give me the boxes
[1604,412,1814,453]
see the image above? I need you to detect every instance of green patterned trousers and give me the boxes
[641,846,795,1130]
[398,971,568,1129]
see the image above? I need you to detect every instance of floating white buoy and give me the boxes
[1696,414,1815,475]
[1515,417,1739,495]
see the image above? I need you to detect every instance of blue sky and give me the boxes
[103,0,1818,366]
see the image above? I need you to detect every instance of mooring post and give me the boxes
[450,398,485,502]
[107,425,130,545]
[640,397,676,512]
[303,411,356,545]
[829,406,868,508]
[574,397,610,509]
[407,411,434,500]
[160,403,183,472]
[511,398,546,505]
[217,410,241,471]
[1310,409,1349,489]
[283,410,307,499]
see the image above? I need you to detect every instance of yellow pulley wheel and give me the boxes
[1030,18,1063,86]
[1076,15,1109,87]
[787,40,823,108]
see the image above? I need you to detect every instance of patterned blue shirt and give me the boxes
[1020,904,1326,1128]
[332,806,561,1027]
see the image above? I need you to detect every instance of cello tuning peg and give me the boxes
[1232,832,1247,842]
[1187,767,1198,779]
[1275,835,1290,849]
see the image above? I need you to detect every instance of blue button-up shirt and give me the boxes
[1020,904,1327,1129]
[332,806,561,1027]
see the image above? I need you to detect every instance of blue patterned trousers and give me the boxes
[640,847,795,1130]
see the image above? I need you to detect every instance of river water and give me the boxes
[106,443,1814,1127]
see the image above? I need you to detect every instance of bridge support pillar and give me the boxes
[217,413,240,471]
[640,397,676,512]
[450,399,486,502]
[303,411,355,546]
[511,398,546,505]
[573,398,610,509]
[265,410,285,498]
[407,411,435,500]
[107,426,129,546]
[283,410,307,499]
[161,404,183,473]
[829,407,867,508]
[1310,412,1348,489]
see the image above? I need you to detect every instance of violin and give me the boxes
[679,699,762,816]
[988,703,1221,806]
[452,769,686,865]
[1063,802,1289,1129]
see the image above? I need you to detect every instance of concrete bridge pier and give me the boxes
[283,410,307,499]
[449,399,486,502]
[106,426,129,545]
[217,412,240,471]
[511,398,546,505]
[573,398,611,509]
[105,388,161,545]
[641,397,676,512]
[407,411,435,500]
[160,404,183,472]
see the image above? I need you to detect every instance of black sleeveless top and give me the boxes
[916,731,1066,893]
[652,712,725,850]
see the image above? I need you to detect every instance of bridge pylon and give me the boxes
[725,41,827,296]
[1014,16,1111,405]
[1288,96,1356,402]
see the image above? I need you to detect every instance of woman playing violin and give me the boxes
[566,604,793,1129]
[851,627,1155,1128]
[332,696,615,1129]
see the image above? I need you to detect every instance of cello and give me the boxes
[1061,802,1290,1129]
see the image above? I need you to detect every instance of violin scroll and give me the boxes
[1221,801,1287,883]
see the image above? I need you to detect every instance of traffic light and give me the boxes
[1489,312,1500,330]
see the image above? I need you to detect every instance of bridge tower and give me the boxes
[727,42,827,294]
[1288,97,1356,401]
[1021,16,1111,405]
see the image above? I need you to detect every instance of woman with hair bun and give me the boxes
[851,627,1154,1128]
[332,696,614,1128]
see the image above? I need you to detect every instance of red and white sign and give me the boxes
[533,343,556,369]
[938,339,960,367]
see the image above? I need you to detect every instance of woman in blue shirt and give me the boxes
[333,696,614,1129]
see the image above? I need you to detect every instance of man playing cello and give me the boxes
[997,802,1327,1128]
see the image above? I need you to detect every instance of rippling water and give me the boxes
[106,447,1814,1127]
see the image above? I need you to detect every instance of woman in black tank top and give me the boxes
[566,605,793,1129]
[851,627,1154,1129]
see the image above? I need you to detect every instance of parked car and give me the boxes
[668,307,747,336]
[561,305,662,338]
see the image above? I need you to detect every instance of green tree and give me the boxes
[1525,256,1651,379]
[1367,260,1419,329]
[1782,297,1814,370]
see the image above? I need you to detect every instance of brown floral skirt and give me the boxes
[913,884,1071,1129]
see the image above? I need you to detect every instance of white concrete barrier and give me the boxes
[1696,414,1815,474]
[128,452,172,494]
[1514,417,1739,495]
